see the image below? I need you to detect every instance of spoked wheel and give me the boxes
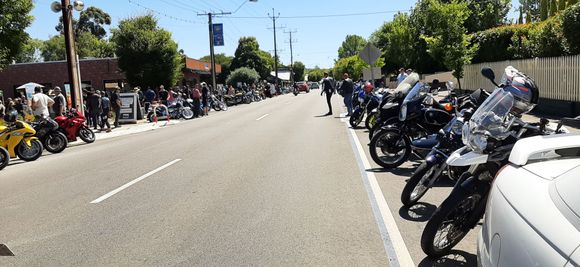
[181,108,194,120]
[16,139,43,162]
[349,110,364,128]
[79,125,96,143]
[421,186,484,257]
[213,103,222,111]
[369,116,399,140]
[0,147,9,170]
[401,161,439,207]
[369,129,411,169]
[44,132,68,153]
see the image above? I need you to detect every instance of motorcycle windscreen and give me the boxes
[469,88,514,135]
[402,82,428,105]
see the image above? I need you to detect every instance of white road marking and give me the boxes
[90,159,182,204]
[256,114,270,121]
[345,124,415,267]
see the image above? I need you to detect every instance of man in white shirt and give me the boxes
[396,68,408,85]
[31,86,54,119]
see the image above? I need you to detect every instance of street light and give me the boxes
[51,0,85,113]
[199,0,257,92]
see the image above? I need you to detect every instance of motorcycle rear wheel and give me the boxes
[349,111,364,128]
[44,132,68,153]
[401,161,437,207]
[181,108,194,120]
[16,139,43,162]
[0,147,9,170]
[79,125,96,143]
[369,129,411,169]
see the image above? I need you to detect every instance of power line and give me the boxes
[229,10,410,19]
[128,0,204,24]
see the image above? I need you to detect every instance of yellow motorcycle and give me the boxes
[0,112,44,162]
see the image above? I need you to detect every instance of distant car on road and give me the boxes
[308,82,320,90]
[478,134,580,267]
[296,82,310,93]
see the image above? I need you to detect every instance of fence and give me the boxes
[461,55,580,102]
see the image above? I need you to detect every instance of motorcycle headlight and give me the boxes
[451,120,464,135]
[399,104,407,121]
[469,133,488,153]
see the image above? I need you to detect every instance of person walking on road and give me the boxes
[339,73,354,116]
[321,72,335,116]
[111,88,121,128]
[31,86,54,119]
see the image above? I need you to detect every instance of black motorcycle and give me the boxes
[31,117,68,154]
[399,88,490,207]
[369,82,453,169]
[147,100,194,122]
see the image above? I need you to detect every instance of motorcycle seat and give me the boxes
[411,136,439,150]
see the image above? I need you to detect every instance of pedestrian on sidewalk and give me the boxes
[201,82,210,116]
[87,89,102,130]
[144,86,156,112]
[158,85,169,106]
[52,86,66,117]
[339,73,354,116]
[321,72,335,116]
[192,84,202,118]
[99,91,112,132]
[111,87,122,128]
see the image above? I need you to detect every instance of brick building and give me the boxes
[0,57,220,101]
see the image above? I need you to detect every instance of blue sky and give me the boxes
[28,0,520,69]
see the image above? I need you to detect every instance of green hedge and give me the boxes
[471,3,580,63]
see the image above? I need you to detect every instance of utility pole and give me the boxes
[198,12,231,92]
[61,0,82,112]
[268,9,280,84]
[284,29,297,82]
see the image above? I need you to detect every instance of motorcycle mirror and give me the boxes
[481,68,499,87]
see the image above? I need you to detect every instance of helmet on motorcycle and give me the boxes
[363,82,374,93]
[3,110,17,123]
[501,66,539,114]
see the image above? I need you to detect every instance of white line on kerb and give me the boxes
[90,159,182,204]
[345,124,415,267]
[256,114,270,121]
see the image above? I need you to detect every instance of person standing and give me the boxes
[52,86,66,117]
[339,73,354,116]
[0,100,5,117]
[86,90,102,130]
[191,84,202,118]
[99,91,112,132]
[111,88,121,128]
[396,68,408,85]
[144,86,156,112]
[31,86,54,119]
[321,72,335,116]
[201,82,210,116]
[158,85,169,106]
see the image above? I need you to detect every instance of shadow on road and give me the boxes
[398,202,437,222]
[366,167,391,173]
[314,114,332,118]
[418,250,477,267]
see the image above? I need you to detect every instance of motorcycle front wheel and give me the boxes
[365,111,378,130]
[349,110,364,128]
[16,139,43,162]
[79,125,96,143]
[0,147,9,170]
[401,161,438,207]
[369,116,399,140]
[420,177,486,258]
[44,131,68,153]
[369,129,411,169]
[181,108,194,120]
[219,102,228,111]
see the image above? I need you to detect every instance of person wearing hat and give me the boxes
[52,86,67,117]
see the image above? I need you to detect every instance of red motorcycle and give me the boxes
[54,109,95,143]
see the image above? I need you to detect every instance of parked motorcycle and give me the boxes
[400,88,490,207]
[0,111,44,162]
[210,94,228,111]
[350,84,385,128]
[369,82,454,169]
[31,117,68,154]
[419,66,566,257]
[55,108,95,143]
[147,100,194,122]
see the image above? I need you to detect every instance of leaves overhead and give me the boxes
[337,35,367,59]
[292,61,306,82]
[56,6,112,39]
[0,0,34,69]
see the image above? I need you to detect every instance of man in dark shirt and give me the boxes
[86,89,102,130]
[110,88,121,128]
[158,85,169,106]
[99,91,112,132]
[52,87,66,117]
[339,73,354,116]
[321,72,335,116]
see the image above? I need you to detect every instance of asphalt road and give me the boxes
[0,91,478,266]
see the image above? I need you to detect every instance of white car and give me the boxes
[478,134,580,267]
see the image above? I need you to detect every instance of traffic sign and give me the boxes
[213,23,224,46]
[359,43,382,65]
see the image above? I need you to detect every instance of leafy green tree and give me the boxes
[520,0,542,22]
[76,32,115,59]
[200,53,234,84]
[226,67,260,86]
[56,6,112,39]
[332,56,368,80]
[257,50,274,76]
[562,3,580,54]
[541,0,549,20]
[14,39,44,63]
[463,0,511,32]
[559,0,567,10]
[231,37,269,79]
[370,13,415,74]
[41,35,66,61]
[550,0,559,16]
[292,61,306,81]
[421,0,477,88]
[338,35,367,59]
[0,0,34,69]
[306,67,328,82]
[111,15,183,89]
